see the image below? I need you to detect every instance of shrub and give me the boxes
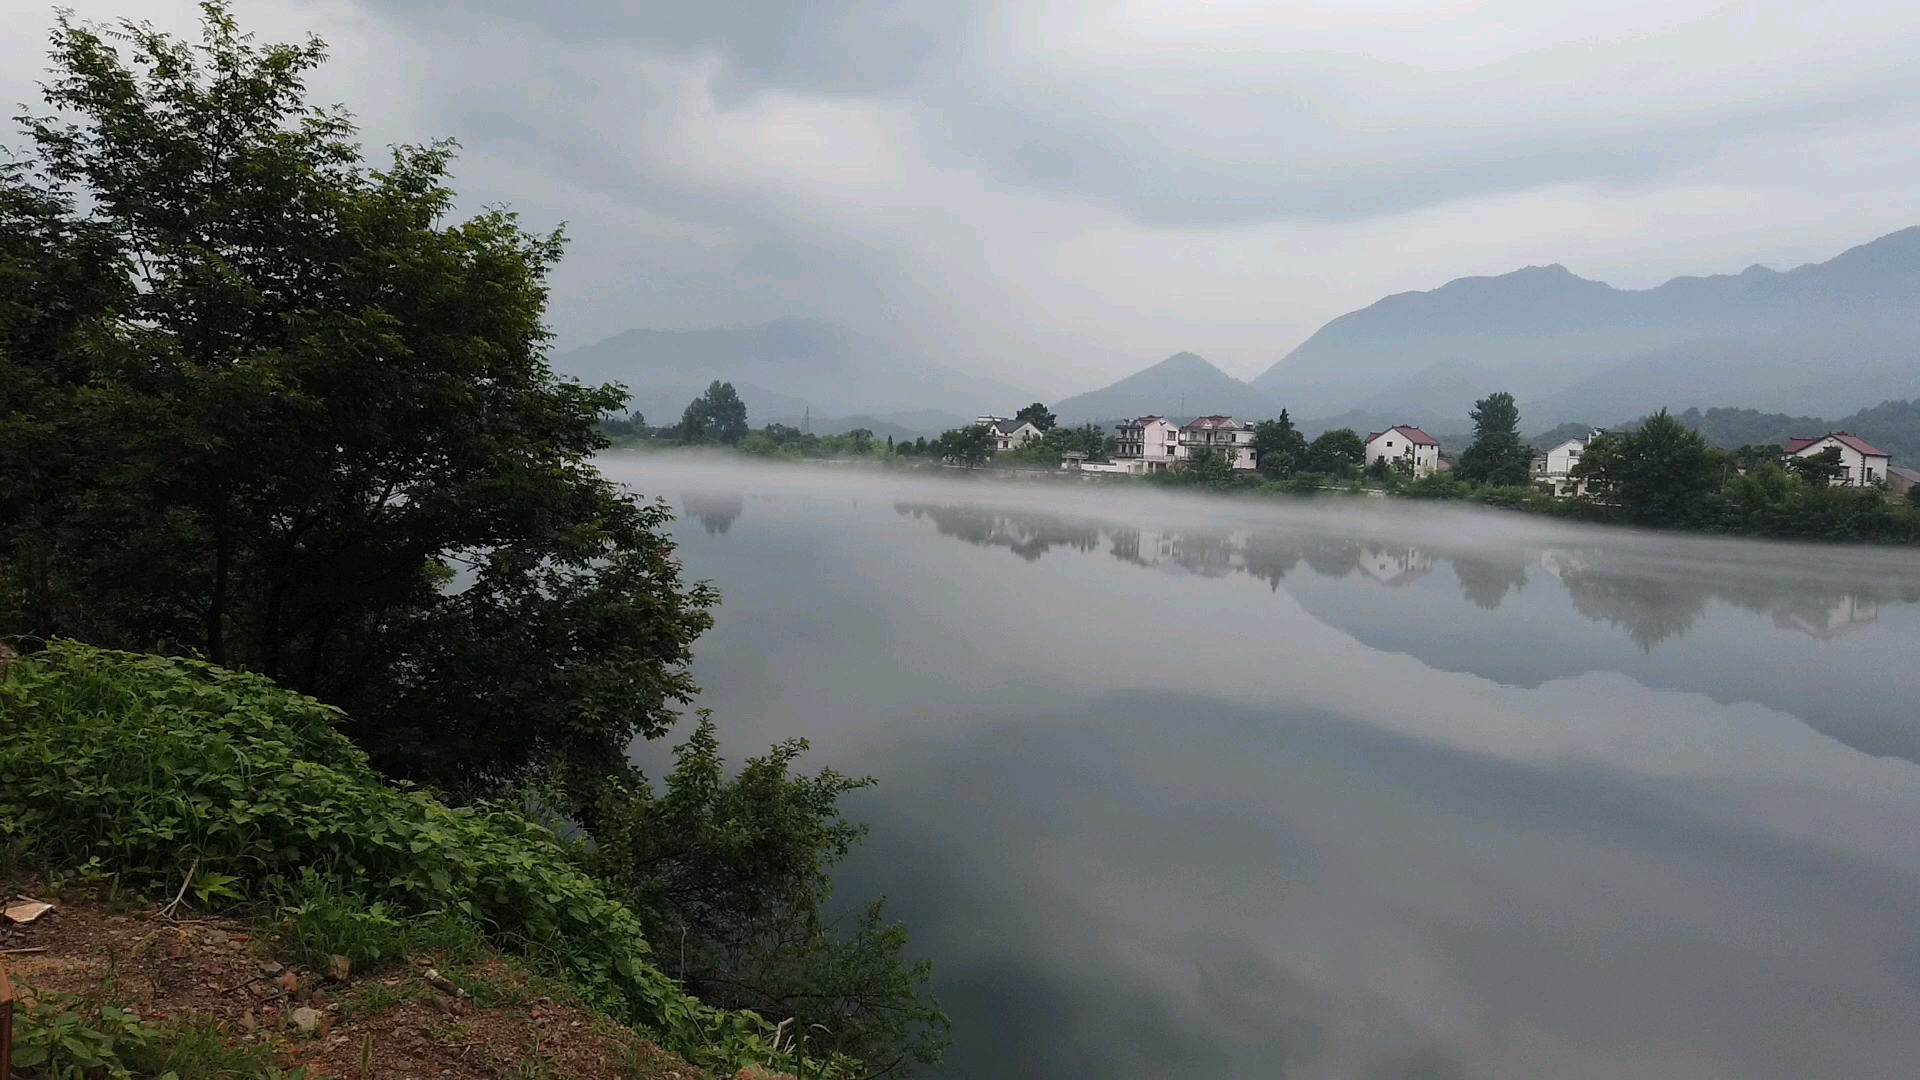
[0,641,810,1073]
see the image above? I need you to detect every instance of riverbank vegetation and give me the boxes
[0,5,945,1075]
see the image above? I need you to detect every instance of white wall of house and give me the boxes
[1789,436,1890,487]
[1532,437,1591,496]
[1363,428,1440,476]
[977,415,1043,452]
[1117,417,1180,471]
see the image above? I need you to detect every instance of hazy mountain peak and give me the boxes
[1254,225,1920,423]
[1051,351,1277,423]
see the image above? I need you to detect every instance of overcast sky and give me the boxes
[5,1,1918,393]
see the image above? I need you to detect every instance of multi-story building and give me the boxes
[1177,416,1258,470]
[1362,425,1440,477]
[1116,416,1181,471]
[1531,432,1599,496]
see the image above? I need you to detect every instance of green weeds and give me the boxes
[0,642,811,1074]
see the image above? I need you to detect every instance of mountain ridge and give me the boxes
[1250,226,1920,424]
[1051,352,1280,424]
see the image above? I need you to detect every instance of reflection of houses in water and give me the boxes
[890,501,1919,651]
[1536,550,1591,580]
[893,503,1099,562]
[1356,546,1433,588]
[1773,596,1879,639]
[1108,527,1246,577]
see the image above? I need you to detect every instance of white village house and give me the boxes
[1178,416,1258,470]
[1114,416,1181,472]
[1363,425,1440,477]
[1532,431,1601,497]
[1785,432,1890,487]
[977,415,1044,453]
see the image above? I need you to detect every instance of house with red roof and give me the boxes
[1785,432,1890,487]
[1177,416,1258,471]
[1363,425,1441,477]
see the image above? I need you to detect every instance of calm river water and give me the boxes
[605,454,1920,1080]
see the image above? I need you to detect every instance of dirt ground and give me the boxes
[0,877,784,1080]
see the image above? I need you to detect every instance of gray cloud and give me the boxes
[8,0,1920,388]
[360,0,972,94]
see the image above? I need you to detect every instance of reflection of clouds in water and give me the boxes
[842,698,1920,1080]
[611,458,1920,1080]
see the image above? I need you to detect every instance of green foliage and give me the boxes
[932,425,995,467]
[1253,412,1309,479]
[741,425,886,460]
[601,411,654,440]
[582,714,949,1076]
[1402,472,1470,499]
[1572,410,1718,526]
[1718,462,1919,539]
[1306,428,1365,477]
[1045,423,1106,457]
[1457,392,1534,486]
[680,381,751,445]
[11,985,298,1080]
[0,3,715,799]
[1160,448,1238,489]
[1013,403,1057,432]
[281,874,485,972]
[10,991,157,1080]
[0,642,811,1073]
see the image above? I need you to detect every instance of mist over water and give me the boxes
[608,454,1920,1080]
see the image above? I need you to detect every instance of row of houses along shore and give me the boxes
[978,413,1916,496]
[979,413,1437,476]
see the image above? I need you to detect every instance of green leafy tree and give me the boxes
[0,5,715,796]
[1457,392,1534,486]
[1169,447,1236,487]
[933,424,995,467]
[1572,410,1719,526]
[1726,443,1783,475]
[1306,428,1365,476]
[1785,445,1847,487]
[1013,402,1057,431]
[1254,411,1309,479]
[584,715,950,1076]
[680,380,750,445]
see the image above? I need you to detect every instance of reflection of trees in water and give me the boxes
[1558,569,1707,650]
[891,502,1915,650]
[680,492,745,535]
[1544,550,1915,647]
[1452,557,1529,611]
[893,503,1100,562]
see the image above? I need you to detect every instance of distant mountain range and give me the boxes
[1249,226,1920,425]
[1051,352,1280,424]
[552,318,1039,425]
[560,229,1920,441]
